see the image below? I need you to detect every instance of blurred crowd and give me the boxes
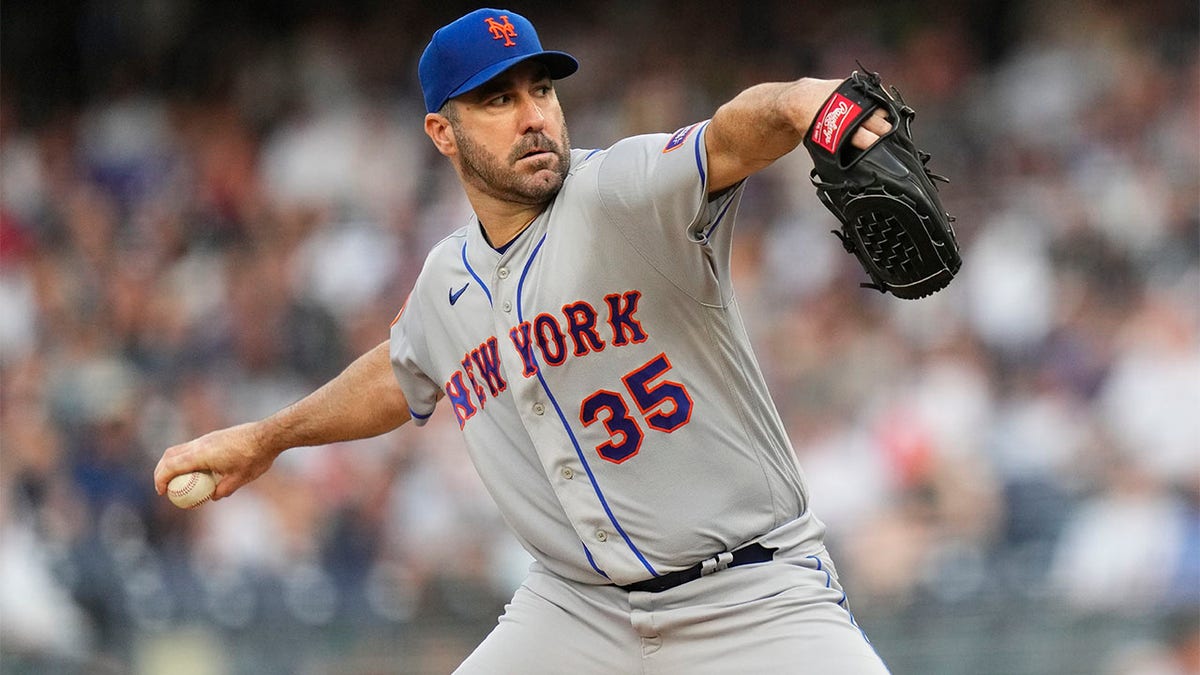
[1,0,1197,673]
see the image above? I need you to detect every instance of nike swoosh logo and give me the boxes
[449,283,469,305]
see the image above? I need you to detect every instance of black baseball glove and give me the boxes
[803,69,961,299]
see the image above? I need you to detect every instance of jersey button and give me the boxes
[498,267,510,279]
[502,300,512,312]
[560,467,574,480]
[595,530,608,542]
[532,403,546,416]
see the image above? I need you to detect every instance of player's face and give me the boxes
[446,62,571,205]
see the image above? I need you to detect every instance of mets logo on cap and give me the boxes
[485,15,518,46]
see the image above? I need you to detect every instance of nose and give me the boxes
[517,95,547,134]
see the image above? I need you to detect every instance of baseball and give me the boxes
[167,471,217,509]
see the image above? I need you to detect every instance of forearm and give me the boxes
[710,81,815,161]
[704,77,888,194]
[256,340,411,453]
[154,340,411,498]
[705,79,830,192]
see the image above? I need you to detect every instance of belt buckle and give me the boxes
[700,551,734,577]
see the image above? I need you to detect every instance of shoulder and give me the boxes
[564,133,679,196]
[412,226,470,286]
[568,132,680,171]
[426,226,470,258]
[592,124,711,178]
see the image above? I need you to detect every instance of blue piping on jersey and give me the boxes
[461,241,493,306]
[807,554,875,647]
[582,544,609,578]
[408,408,432,421]
[807,555,847,606]
[692,120,711,188]
[704,189,738,240]
[584,148,601,161]
[517,233,659,579]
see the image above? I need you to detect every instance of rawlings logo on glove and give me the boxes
[803,69,961,300]
[811,94,862,153]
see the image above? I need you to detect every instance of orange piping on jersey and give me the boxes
[390,295,411,327]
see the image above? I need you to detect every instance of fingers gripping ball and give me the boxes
[167,471,217,509]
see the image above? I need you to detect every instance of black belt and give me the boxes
[618,543,776,593]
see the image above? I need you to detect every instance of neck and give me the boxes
[479,212,539,249]
[468,193,547,248]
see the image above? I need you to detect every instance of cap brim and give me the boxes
[446,51,579,104]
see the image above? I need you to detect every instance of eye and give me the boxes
[486,93,512,107]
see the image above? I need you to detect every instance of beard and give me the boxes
[452,118,572,206]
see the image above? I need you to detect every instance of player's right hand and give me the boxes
[153,422,280,501]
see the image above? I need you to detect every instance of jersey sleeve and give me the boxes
[388,293,440,427]
[592,121,746,300]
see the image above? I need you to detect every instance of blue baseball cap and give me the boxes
[419,8,579,113]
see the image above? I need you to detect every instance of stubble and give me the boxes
[451,114,572,206]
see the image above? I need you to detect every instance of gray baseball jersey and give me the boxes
[389,121,826,588]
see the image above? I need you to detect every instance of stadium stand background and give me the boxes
[2,1,1197,673]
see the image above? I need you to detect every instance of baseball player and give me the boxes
[155,7,894,673]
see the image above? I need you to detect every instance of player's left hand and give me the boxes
[853,108,892,148]
[798,78,892,150]
[802,68,961,299]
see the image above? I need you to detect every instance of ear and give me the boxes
[424,113,457,157]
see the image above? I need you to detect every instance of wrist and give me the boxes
[784,78,841,136]
[249,418,290,461]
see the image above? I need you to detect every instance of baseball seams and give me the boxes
[168,472,213,508]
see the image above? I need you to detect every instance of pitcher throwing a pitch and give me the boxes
[155,8,916,672]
